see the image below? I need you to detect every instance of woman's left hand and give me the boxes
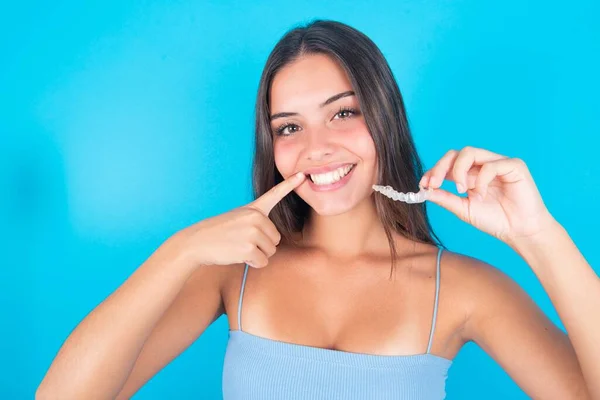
[420,146,557,246]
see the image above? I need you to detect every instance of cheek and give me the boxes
[273,140,300,177]
[348,129,378,182]
[347,128,377,163]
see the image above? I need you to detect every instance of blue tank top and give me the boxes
[222,247,452,399]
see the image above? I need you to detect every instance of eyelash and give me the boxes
[274,106,359,137]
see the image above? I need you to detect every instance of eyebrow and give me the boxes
[269,90,355,121]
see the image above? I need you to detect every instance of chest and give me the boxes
[222,249,462,358]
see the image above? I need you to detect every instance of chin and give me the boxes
[298,191,364,217]
[310,203,355,217]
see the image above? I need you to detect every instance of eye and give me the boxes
[334,106,359,120]
[273,106,360,137]
[274,122,301,137]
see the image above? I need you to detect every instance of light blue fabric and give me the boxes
[223,247,451,399]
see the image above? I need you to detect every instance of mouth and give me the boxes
[305,163,357,192]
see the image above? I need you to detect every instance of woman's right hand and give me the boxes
[175,171,307,269]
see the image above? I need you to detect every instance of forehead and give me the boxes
[270,53,354,112]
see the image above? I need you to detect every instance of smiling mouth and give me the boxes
[307,163,357,185]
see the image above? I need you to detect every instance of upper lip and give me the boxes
[303,162,356,175]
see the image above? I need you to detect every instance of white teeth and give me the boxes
[310,164,354,185]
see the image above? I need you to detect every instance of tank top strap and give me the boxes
[237,263,250,331]
[426,247,444,354]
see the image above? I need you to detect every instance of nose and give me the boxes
[302,126,335,162]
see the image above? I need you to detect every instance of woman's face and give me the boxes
[269,53,378,216]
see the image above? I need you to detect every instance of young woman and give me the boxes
[37,20,597,399]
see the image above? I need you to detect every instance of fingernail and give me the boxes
[457,183,465,193]
[295,172,305,180]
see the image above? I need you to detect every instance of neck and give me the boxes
[300,196,389,258]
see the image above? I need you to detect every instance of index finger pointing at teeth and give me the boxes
[248,171,306,215]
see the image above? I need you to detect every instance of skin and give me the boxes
[37,53,595,399]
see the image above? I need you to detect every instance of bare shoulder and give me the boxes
[399,247,500,345]
[439,249,587,398]
[439,250,517,302]
[442,247,557,349]
[437,249,527,334]
[179,262,246,314]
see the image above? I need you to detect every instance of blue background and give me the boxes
[2,1,598,398]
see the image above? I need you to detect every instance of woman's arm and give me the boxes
[114,262,232,400]
[509,220,599,398]
[421,146,597,397]
[454,248,588,399]
[36,235,226,400]
[452,218,598,399]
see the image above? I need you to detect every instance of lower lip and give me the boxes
[306,164,357,192]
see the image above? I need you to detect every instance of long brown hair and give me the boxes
[252,19,445,274]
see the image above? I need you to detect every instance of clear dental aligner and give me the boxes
[372,184,432,204]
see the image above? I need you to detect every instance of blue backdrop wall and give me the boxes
[1,1,598,398]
